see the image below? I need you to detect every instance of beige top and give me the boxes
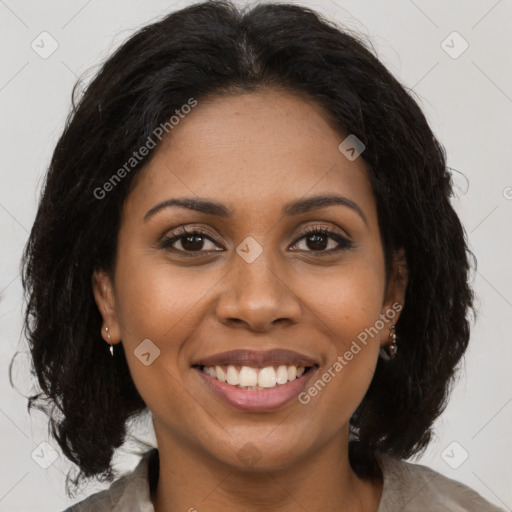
[62,448,505,511]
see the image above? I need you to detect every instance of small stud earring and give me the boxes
[379,324,398,360]
[387,324,397,358]
[105,326,114,357]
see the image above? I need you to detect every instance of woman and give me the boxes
[21,1,504,510]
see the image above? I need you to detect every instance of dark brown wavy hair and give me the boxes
[16,0,476,496]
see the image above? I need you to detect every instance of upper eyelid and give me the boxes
[163,225,223,243]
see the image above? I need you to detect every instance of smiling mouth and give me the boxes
[194,364,316,390]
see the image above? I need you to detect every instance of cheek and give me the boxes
[113,249,222,342]
[293,258,385,413]
[111,256,215,418]
[298,258,386,347]
[112,252,222,399]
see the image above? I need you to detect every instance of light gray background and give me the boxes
[1,0,511,510]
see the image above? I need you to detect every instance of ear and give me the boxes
[92,269,121,345]
[380,247,408,346]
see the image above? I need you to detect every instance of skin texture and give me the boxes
[93,89,408,512]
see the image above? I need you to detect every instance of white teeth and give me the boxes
[287,365,297,381]
[239,366,258,387]
[276,365,288,385]
[226,365,240,385]
[215,365,226,382]
[258,367,277,388]
[202,364,308,389]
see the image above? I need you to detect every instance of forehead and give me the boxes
[125,89,376,221]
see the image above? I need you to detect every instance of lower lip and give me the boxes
[195,367,318,412]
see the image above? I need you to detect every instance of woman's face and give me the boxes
[94,88,407,470]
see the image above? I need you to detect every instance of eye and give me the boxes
[159,226,224,255]
[158,224,354,257]
[289,226,354,255]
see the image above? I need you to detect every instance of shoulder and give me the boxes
[60,448,157,512]
[376,453,505,512]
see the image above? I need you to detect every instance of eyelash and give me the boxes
[158,225,354,257]
[293,226,354,255]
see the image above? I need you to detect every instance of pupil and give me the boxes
[307,234,327,251]
[182,235,203,251]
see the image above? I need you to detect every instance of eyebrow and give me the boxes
[143,194,368,226]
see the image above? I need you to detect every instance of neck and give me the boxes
[152,424,383,512]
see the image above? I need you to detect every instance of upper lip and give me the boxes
[192,349,319,368]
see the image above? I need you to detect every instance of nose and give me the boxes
[215,249,302,332]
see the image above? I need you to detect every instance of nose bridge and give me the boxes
[237,246,279,292]
[215,240,300,330]
[233,242,283,304]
